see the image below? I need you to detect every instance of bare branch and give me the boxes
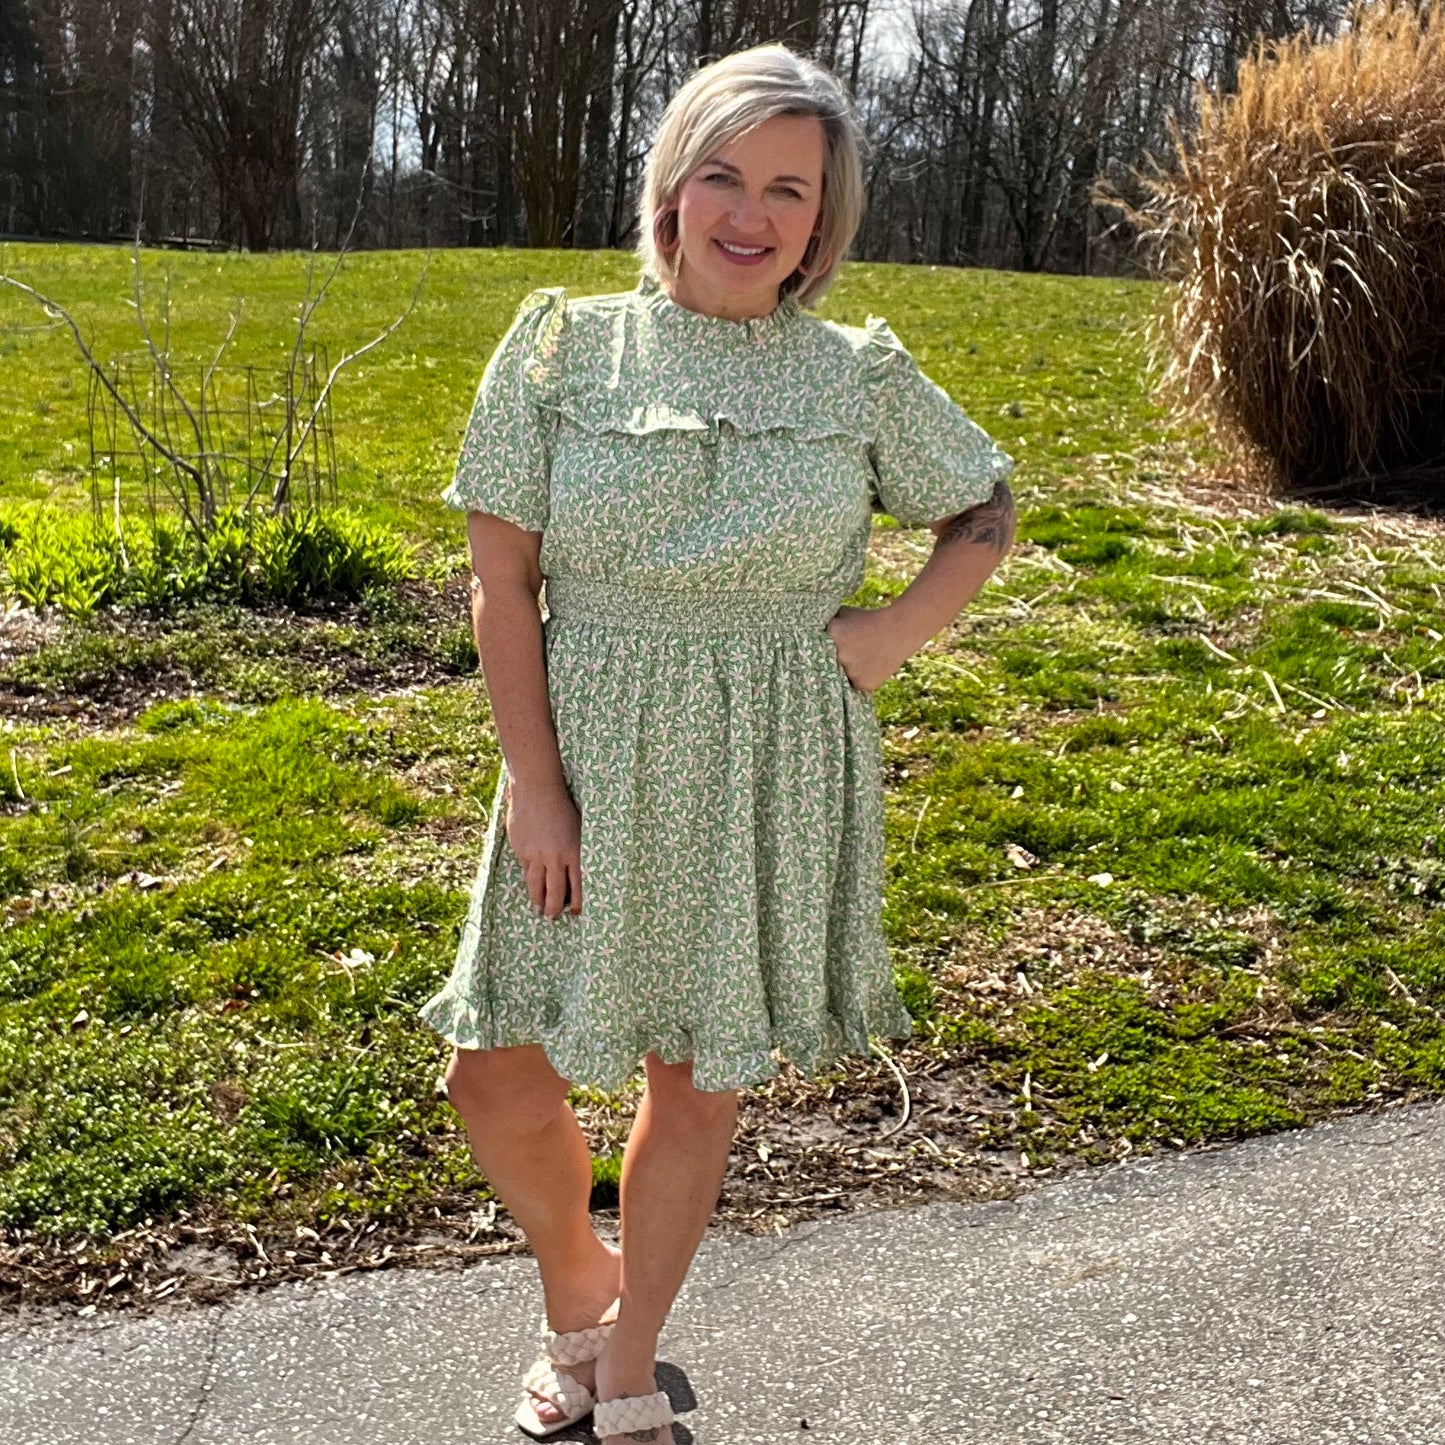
[253,141,382,507]
[280,248,432,492]
[0,274,208,495]
[128,221,209,530]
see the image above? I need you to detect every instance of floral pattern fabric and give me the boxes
[417,273,1015,1093]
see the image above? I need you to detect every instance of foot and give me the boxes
[592,1340,674,1445]
[526,1241,623,1429]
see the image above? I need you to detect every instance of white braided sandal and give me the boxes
[592,1388,676,1442]
[513,1303,620,1438]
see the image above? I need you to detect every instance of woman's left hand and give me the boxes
[826,604,909,694]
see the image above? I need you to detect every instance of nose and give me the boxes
[728,193,769,232]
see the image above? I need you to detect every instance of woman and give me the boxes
[417,42,1017,1445]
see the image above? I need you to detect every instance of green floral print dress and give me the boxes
[417,272,1015,1094]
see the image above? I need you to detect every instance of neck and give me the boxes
[664,263,780,322]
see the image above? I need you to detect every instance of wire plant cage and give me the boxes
[85,346,339,533]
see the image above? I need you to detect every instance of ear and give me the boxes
[652,204,680,255]
[796,232,830,280]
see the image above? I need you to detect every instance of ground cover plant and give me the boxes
[2,244,1443,1319]
[2,504,418,619]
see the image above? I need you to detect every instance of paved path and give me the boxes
[3,1099,1443,1444]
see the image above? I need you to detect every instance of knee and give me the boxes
[442,1044,568,1132]
[643,1052,740,1122]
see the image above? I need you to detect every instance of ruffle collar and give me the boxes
[634,271,802,343]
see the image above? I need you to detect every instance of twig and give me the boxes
[1383,966,1417,1008]
[196,307,244,519]
[1022,582,1064,608]
[928,654,987,685]
[1256,667,1286,713]
[281,263,429,493]
[870,1039,913,1138]
[1155,573,1226,591]
[266,247,328,506]
[1198,634,1340,715]
[0,274,206,492]
[1277,677,1354,714]
[1336,578,1398,615]
[1197,633,1240,663]
[909,794,931,852]
[952,875,1059,894]
[251,171,370,500]
[129,224,208,531]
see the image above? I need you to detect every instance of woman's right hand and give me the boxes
[503,776,583,919]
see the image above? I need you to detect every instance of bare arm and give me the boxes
[467,511,580,918]
[884,479,1018,657]
[827,480,1018,692]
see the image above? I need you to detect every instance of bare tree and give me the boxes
[503,0,627,248]
[576,0,622,248]
[309,0,388,247]
[152,0,342,249]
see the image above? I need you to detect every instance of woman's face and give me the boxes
[668,112,825,319]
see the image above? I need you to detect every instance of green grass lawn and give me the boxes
[0,241,1162,536]
[2,243,1444,1294]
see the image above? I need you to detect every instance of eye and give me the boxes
[774,186,804,199]
[702,171,735,185]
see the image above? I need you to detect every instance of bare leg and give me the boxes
[442,1043,622,1426]
[593,1051,741,1444]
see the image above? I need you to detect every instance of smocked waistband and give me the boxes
[543,576,839,633]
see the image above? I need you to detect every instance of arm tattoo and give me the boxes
[935,480,1015,556]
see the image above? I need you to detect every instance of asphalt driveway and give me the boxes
[3,1098,1442,1445]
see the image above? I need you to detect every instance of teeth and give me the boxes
[718,241,768,255]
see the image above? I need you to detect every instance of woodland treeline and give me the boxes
[1,0,1347,274]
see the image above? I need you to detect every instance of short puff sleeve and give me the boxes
[864,316,1015,527]
[439,286,568,532]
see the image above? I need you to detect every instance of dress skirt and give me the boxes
[416,577,916,1094]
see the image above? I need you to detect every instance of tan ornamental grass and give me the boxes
[1107,0,1445,496]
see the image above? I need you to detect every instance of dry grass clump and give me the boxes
[1113,0,1445,497]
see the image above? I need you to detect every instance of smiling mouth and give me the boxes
[714,239,774,258]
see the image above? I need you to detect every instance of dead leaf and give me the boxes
[209,1078,248,1122]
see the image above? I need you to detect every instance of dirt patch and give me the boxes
[0,575,475,730]
[0,599,67,671]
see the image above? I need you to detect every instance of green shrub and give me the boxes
[250,507,416,606]
[125,513,213,608]
[0,503,416,617]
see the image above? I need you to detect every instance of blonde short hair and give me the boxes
[635,43,866,309]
